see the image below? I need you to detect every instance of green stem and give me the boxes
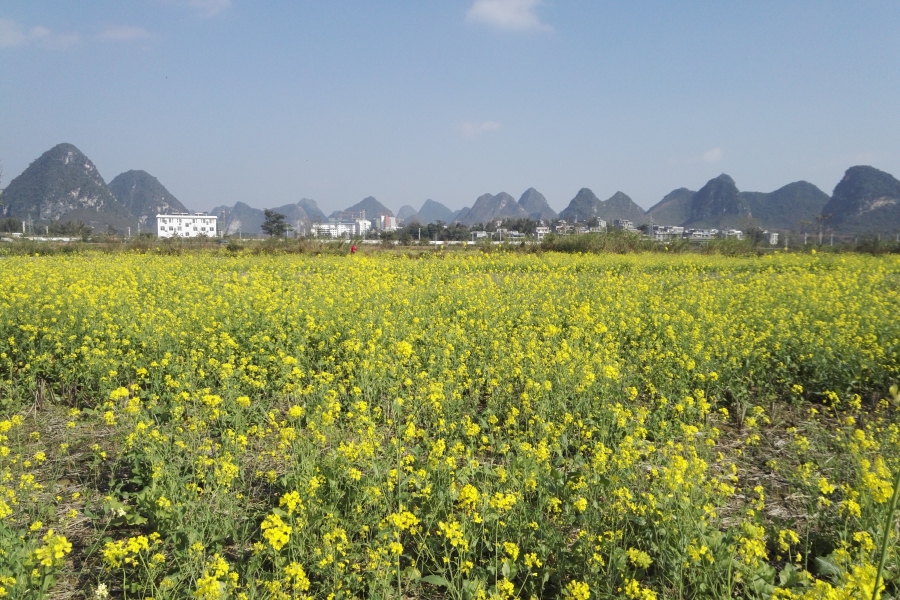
[872,466,900,600]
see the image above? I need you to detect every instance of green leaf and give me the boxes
[420,575,450,587]
[126,513,148,525]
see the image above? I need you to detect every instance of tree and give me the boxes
[262,209,291,237]
[0,218,21,233]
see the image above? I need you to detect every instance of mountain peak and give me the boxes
[646,188,696,225]
[685,174,746,225]
[333,196,394,219]
[559,188,644,223]
[458,192,527,224]
[397,205,418,222]
[1,143,136,231]
[109,170,188,227]
[518,188,557,221]
[822,165,900,233]
[298,199,325,221]
[713,173,736,185]
[416,199,455,223]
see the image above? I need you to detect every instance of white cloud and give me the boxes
[459,121,501,139]
[466,0,551,31]
[703,147,723,163]
[97,25,152,41]
[0,18,80,49]
[188,0,232,17]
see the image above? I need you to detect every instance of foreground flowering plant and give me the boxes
[0,250,897,598]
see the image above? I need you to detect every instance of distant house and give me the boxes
[535,226,550,240]
[650,225,684,241]
[157,213,218,238]
[683,228,716,240]
[614,219,638,232]
[554,221,574,235]
[312,219,371,238]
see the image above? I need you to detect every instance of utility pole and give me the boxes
[418,227,421,242]
[128,227,131,238]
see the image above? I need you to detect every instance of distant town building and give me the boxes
[683,228,716,240]
[535,226,550,240]
[553,221,574,234]
[650,225,684,241]
[311,219,371,238]
[766,231,779,245]
[157,213,218,238]
[380,215,399,231]
[614,219,638,232]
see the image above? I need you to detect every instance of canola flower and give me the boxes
[0,251,896,598]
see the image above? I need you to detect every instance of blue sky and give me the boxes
[2,1,899,215]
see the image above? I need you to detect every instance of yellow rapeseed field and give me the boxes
[0,250,898,599]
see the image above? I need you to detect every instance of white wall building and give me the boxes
[683,228,716,240]
[311,219,371,238]
[650,225,684,241]
[157,213,218,238]
[721,229,744,240]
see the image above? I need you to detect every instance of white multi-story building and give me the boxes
[650,225,684,241]
[311,219,371,238]
[683,228,717,240]
[157,213,218,238]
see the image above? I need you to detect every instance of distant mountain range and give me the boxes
[330,196,394,220]
[211,199,324,236]
[3,142,900,235]
[645,175,831,231]
[559,189,645,224]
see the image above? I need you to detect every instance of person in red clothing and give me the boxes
[351,244,357,255]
